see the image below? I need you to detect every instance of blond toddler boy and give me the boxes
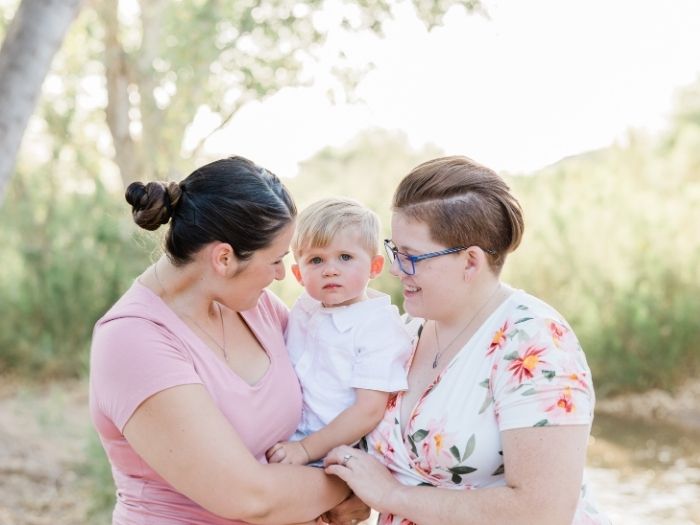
[266,198,412,466]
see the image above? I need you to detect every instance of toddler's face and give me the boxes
[292,227,383,307]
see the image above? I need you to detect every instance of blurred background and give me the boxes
[0,0,699,523]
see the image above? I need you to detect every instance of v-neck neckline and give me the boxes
[397,289,521,438]
[135,279,274,389]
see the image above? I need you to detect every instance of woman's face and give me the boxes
[226,222,294,310]
[389,212,468,321]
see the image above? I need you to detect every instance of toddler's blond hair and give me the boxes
[292,198,381,259]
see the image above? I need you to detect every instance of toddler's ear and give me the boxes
[291,264,304,285]
[369,254,384,278]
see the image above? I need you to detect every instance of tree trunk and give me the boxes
[0,0,83,206]
[99,0,142,186]
[136,0,168,181]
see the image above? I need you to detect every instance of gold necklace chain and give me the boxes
[181,305,228,362]
[153,261,229,362]
[432,284,502,369]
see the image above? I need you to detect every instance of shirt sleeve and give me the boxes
[350,306,413,392]
[91,317,202,432]
[489,314,595,431]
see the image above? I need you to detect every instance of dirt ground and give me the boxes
[1,376,699,525]
[595,378,700,430]
[0,378,94,525]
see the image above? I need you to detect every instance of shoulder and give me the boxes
[96,280,158,324]
[499,291,579,348]
[286,291,321,331]
[350,293,413,349]
[93,282,178,345]
[349,291,403,331]
[248,289,290,330]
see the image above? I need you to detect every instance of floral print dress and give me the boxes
[364,289,609,525]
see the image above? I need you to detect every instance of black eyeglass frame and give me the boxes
[384,239,496,276]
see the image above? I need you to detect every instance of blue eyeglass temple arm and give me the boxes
[384,240,496,261]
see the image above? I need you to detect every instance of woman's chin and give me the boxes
[402,297,423,318]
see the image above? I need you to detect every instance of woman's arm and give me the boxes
[325,424,589,525]
[123,383,350,524]
[267,389,389,464]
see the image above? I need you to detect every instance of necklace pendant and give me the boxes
[432,354,439,369]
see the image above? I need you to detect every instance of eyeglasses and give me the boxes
[384,239,495,276]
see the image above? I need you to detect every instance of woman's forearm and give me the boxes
[325,426,588,525]
[383,483,572,525]
[123,384,349,524]
[238,463,350,524]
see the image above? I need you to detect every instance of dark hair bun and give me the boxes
[125,181,183,231]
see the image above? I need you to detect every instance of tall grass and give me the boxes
[0,166,157,377]
[506,131,700,395]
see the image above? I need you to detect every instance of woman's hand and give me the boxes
[318,494,371,525]
[324,446,401,513]
[266,441,310,465]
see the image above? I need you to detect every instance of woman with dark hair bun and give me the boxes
[89,156,366,524]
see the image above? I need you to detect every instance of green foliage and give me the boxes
[504,131,700,395]
[81,431,115,525]
[0,0,20,32]
[0,166,156,377]
[81,0,482,184]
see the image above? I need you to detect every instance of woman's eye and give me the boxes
[340,254,352,261]
[309,257,323,265]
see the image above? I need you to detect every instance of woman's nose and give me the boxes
[275,263,286,280]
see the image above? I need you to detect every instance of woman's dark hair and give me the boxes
[125,156,297,265]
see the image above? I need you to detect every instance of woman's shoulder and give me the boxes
[96,280,168,329]
[492,288,584,359]
[503,289,573,329]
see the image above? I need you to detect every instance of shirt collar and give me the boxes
[297,289,392,333]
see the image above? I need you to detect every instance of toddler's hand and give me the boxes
[266,441,310,465]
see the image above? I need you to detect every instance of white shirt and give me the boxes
[286,289,412,437]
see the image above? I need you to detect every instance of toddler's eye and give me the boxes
[340,253,352,261]
[309,256,323,265]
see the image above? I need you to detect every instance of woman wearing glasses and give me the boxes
[324,156,609,524]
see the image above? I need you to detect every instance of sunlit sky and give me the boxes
[189,0,700,177]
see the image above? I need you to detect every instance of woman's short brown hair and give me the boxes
[392,156,524,272]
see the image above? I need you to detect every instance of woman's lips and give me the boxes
[403,284,421,296]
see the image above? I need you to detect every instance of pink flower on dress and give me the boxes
[411,418,457,483]
[549,320,568,348]
[508,345,547,383]
[568,372,590,390]
[408,377,440,429]
[380,514,415,525]
[487,320,511,356]
[386,393,399,413]
[545,387,576,415]
[372,421,397,463]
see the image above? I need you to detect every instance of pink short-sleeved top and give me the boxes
[89,281,302,525]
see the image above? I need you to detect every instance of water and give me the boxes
[586,413,700,525]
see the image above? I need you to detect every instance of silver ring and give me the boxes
[341,453,355,467]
